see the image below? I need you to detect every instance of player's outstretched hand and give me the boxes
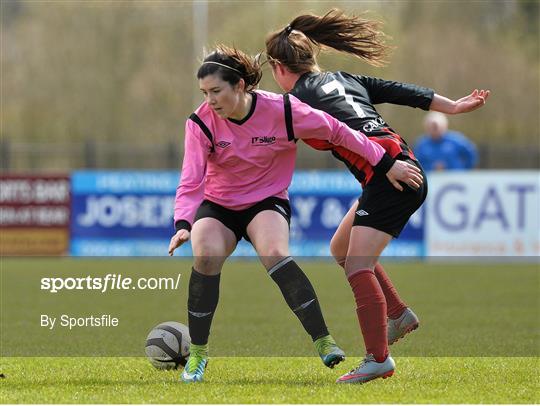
[386,160,423,192]
[452,89,490,114]
[168,229,191,256]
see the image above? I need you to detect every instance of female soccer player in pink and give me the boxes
[265,9,489,384]
[168,45,422,383]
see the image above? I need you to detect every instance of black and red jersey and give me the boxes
[290,71,434,185]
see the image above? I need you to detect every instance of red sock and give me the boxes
[374,263,407,319]
[347,269,388,362]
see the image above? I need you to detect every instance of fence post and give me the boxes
[84,139,97,168]
[0,137,10,171]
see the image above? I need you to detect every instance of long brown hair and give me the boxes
[265,9,392,73]
[197,44,262,91]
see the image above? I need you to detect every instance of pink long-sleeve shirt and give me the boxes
[174,90,390,228]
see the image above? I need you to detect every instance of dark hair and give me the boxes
[265,9,393,73]
[197,44,262,91]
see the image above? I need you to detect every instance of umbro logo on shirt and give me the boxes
[356,209,369,216]
[251,136,276,146]
[216,141,231,148]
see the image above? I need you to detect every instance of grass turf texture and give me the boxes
[1,258,539,403]
[1,357,538,403]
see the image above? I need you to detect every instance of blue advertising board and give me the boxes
[287,171,425,257]
[70,171,183,256]
[70,170,425,257]
[425,171,539,257]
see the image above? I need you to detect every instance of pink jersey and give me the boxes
[174,90,389,227]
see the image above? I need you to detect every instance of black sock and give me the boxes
[268,257,329,341]
[187,267,220,345]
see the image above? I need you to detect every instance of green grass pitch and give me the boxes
[1,258,539,403]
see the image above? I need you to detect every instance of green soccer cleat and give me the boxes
[314,335,345,368]
[180,343,208,383]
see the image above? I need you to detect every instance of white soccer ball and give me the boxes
[145,321,190,370]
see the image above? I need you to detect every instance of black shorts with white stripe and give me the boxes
[353,158,428,238]
[193,196,291,243]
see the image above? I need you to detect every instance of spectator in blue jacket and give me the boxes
[414,112,478,171]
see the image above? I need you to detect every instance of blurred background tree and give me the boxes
[1,0,538,170]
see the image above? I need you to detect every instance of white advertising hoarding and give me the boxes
[426,171,540,257]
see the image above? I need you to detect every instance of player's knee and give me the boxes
[330,236,347,268]
[193,256,224,274]
[192,244,227,273]
[258,245,289,270]
[344,257,376,275]
[268,246,289,258]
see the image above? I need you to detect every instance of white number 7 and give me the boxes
[321,80,366,118]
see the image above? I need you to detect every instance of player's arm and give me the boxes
[169,120,210,256]
[358,75,435,110]
[429,90,490,114]
[289,95,423,191]
[356,75,490,114]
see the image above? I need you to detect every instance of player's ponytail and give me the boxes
[197,45,262,91]
[265,9,392,72]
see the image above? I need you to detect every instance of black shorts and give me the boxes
[353,159,428,238]
[193,197,292,242]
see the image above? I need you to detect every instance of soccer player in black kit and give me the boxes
[265,9,490,384]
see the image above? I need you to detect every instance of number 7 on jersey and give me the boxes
[321,80,366,118]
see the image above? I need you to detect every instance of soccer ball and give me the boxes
[145,321,190,370]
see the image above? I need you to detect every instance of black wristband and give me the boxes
[373,152,395,175]
[175,220,192,233]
